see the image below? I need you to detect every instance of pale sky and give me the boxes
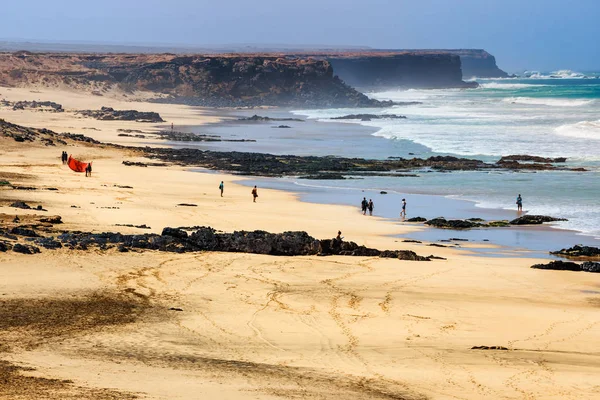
[2,0,599,71]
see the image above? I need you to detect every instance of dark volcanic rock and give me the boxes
[581,262,600,272]
[499,155,567,163]
[39,216,62,224]
[406,217,427,222]
[162,227,189,240]
[50,226,432,261]
[509,215,567,225]
[298,173,346,180]
[550,245,600,259]
[12,243,41,254]
[425,218,483,229]
[531,260,600,273]
[9,201,31,209]
[9,227,40,237]
[35,237,63,249]
[78,107,164,122]
[0,241,11,252]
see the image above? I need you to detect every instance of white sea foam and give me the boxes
[503,97,594,107]
[555,120,600,140]
[479,82,547,89]
[524,70,589,79]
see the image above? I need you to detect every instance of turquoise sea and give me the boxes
[288,72,600,241]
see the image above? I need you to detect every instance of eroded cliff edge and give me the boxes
[325,52,478,89]
[0,52,389,108]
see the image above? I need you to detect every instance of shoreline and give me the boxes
[232,174,600,259]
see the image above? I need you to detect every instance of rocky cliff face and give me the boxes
[0,52,387,108]
[326,53,477,89]
[432,49,508,79]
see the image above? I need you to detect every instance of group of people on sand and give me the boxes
[61,151,68,165]
[360,196,407,218]
[361,197,374,216]
[218,181,259,203]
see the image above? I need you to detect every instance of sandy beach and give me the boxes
[1,87,600,400]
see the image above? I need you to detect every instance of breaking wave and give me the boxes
[503,97,594,107]
[555,120,600,140]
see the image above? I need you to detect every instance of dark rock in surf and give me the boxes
[509,215,567,225]
[550,245,600,259]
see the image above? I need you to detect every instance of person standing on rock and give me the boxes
[219,181,224,197]
[400,198,407,217]
[252,186,258,202]
[361,197,368,215]
[368,199,374,216]
[516,194,523,212]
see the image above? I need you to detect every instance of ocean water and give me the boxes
[289,72,600,240]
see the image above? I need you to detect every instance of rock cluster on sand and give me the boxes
[531,260,600,273]
[509,215,567,225]
[77,107,164,123]
[3,225,434,261]
[550,245,600,259]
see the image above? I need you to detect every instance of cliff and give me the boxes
[0,52,387,108]
[442,49,509,79]
[325,53,477,89]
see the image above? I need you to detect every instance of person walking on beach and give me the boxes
[368,199,374,216]
[219,181,224,197]
[400,198,407,217]
[251,185,258,202]
[85,163,92,177]
[361,197,368,215]
[516,194,523,212]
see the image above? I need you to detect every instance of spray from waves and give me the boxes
[479,82,549,89]
[523,70,590,79]
[555,120,600,140]
[503,97,594,107]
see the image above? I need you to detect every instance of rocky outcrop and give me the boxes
[0,53,390,108]
[3,225,433,261]
[531,260,600,273]
[499,155,567,163]
[1,100,63,112]
[550,245,600,259]
[444,50,509,79]
[425,218,484,229]
[77,107,164,122]
[509,215,567,225]
[326,53,477,89]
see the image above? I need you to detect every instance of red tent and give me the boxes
[67,155,90,173]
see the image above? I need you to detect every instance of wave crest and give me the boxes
[555,120,600,140]
[503,97,594,107]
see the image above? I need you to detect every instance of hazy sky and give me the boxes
[2,0,599,71]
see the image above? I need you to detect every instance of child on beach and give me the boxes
[219,181,224,197]
[252,186,258,202]
[400,198,406,217]
[516,194,523,212]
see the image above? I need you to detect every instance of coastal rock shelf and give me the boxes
[0,119,588,178]
[551,245,600,260]
[0,223,436,261]
[419,215,566,229]
[531,260,600,273]
[77,107,164,123]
